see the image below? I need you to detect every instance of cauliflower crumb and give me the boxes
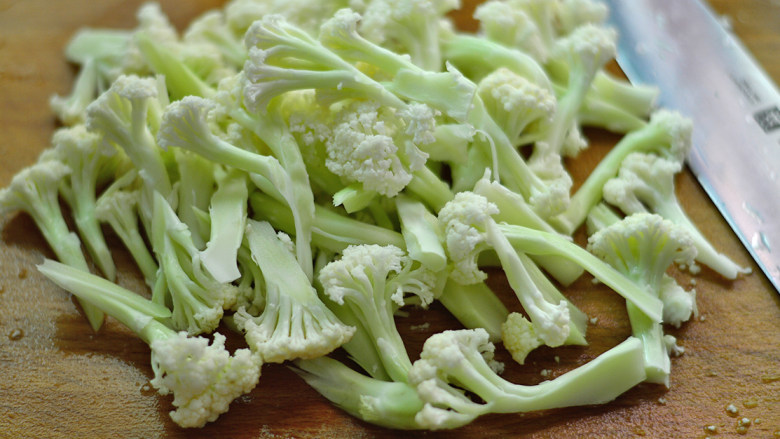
[410,322,431,332]
[276,231,295,256]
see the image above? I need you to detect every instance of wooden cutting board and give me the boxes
[1,1,778,438]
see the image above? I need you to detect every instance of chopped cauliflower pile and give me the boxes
[1,0,750,431]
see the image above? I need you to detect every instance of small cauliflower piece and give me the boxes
[184,10,247,68]
[407,329,646,429]
[150,332,261,428]
[603,152,751,280]
[94,170,159,286]
[44,124,124,281]
[158,92,316,280]
[358,0,459,71]
[285,244,442,431]
[242,13,406,112]
[86,74,173,200]
[587,213,697,292]
[551,109,694,235]
[234,220,355,363]
[532,23,616,162]
[659,274,698,328]
[0,160,104,330]
[37,259,261,428]
[131,3,225,99]
[150,192,240,335]
[198,168,249,284]
[587,213,697,385]
[438,192,583,348]
[474,0,550,61]
[319,244,440,382]
[225,0,359,37]
[292,356,427,430]
[437,192,498,284]
[477,67,556,147]
[501,312,543,365]
[325,100,431,198]
[553,0,609,35]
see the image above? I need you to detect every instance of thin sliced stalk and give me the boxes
[499,223,663,323]
[250,193,405,252]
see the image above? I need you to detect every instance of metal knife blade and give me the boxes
[603,0,780,293]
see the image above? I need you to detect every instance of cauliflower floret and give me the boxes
[408,328,647,426]
[325,100,431,197]
[477,67,556,147]
[603,152,749,279]
[319,244,438,382]
[437,192,498,284]
[659,274,697,328]
[474,0,550,61]
[438,192,575,348]
[501,312,543,365]
[553,0,609,35]
[150,332,261,428]
[587,213,697,386]
[151,193,240,335]
[358,0,459,71]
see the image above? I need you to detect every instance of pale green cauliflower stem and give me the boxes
[150,191,239,335]
[94,171,159,285]
[46,125,120,281]
[234,220,355,363]
[292,356,427,430]
[36,259,260,429]
[50,58,99,126]
[408,329,646,430]
[198,169,249,284]
[0,160,104,331]
[438,192,572,347]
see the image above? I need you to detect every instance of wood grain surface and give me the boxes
[1,1,779,438]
